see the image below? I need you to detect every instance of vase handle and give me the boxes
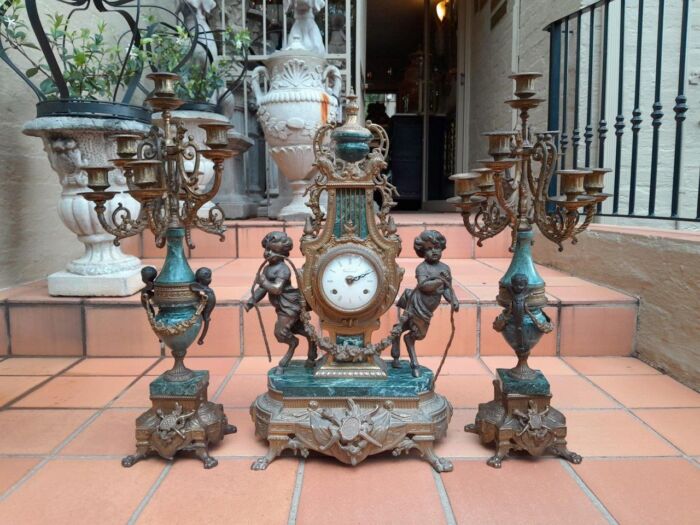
[250,66,270,103]
[323,65,342,99]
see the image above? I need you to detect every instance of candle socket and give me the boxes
[559,170,590,201]
[199,122,232,149]
[147,72,180,98]
[84,166,112,192]
[112,134,142,159]
[483,131,516,159]
[509,72,542,99]
[584,167,611,194]
[449,172,481,197]
[128,160,162,189]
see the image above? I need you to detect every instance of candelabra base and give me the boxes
[250,360,453,472]
[465,369,581,468]
[122,370,236,469]
[48,268,143,297]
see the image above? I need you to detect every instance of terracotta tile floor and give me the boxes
[0,356,698,524]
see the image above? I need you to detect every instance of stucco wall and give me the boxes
[467,0,582,166]
[533,226,700,390]
[0,2,180,290]
[0,2,92,289]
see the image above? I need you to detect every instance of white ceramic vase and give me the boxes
[252,47,341,220]
[22,116,149,296]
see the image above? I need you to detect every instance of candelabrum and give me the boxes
[451,72,610,468]
[80,72,237,469]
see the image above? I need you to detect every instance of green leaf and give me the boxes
[25,67,39,78]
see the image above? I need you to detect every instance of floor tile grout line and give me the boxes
[575,371,695,460]
[212,356,244,402]
[3,301,11,355]
[1,453,690,462]
[0,360,162,502]
[560,460,619,524]
[127,463,172,525]
[431,470,457,525]
[286,459,305,525]
[0,407,103,503]
[0,357,88,410]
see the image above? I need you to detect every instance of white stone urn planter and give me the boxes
[252,47,341,220]
[23,116,150,296]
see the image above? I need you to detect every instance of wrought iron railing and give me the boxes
[546,0,695,223]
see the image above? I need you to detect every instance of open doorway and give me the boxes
[365,0,462,209]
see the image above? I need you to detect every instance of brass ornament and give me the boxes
[251,391,453,472]
[453,72,607,467]
[79,72,238,468]
[249,95,455,472]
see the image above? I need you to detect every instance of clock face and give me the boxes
[320,250,381,313]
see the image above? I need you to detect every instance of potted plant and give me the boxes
[0,0,150,296]
[139,18,251,219]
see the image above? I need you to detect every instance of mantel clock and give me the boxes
[299,95,404,377]
[249,96,454,472]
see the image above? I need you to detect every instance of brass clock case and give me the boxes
[315,244,386,318]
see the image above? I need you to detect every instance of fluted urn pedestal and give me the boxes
[23,116,149,296]
[252,47,340,221]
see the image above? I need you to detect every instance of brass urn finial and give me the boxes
[331,91,372,163]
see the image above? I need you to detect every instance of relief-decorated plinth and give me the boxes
[250,360,453,472]
[122,371,236,469]
[465,369,582,468]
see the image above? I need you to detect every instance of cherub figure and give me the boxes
[244,232,317,373]
[140,266,158,318]
[493,273,552,355]
[191,267,216,345]
[284,0,326,54]
[391,230,459,377]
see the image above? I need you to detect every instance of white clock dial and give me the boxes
[320,252,380,312]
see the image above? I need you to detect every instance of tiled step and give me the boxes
[121,212,514,260]
[0,256,638,359]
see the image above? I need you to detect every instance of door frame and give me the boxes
[421,0,471,211]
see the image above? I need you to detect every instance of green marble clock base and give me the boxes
[122,371,236,469]
[250,360,453,472]
[465,369,581,468]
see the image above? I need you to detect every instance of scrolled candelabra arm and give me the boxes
[91,198,149,246]
[493,172,518,231]
[192,204,226,241]
[460,199,510,247]
[571,201,597,244]
[138,127,164,162]
[530,134,576,250]
[147,201,169,249]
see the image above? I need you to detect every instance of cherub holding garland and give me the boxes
[244,231,317,373]
[391,230,459,377]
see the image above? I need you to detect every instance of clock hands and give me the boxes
[345,270,374,284]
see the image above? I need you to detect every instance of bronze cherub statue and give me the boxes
[244,231,317,373]
[140,266,158,318]
[493,272,552,380]
[191,267,216,345]
[391,230,459,377]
